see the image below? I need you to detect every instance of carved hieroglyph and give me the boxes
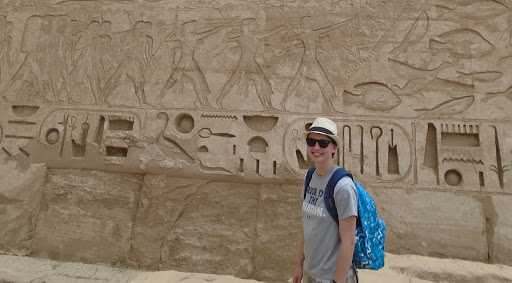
[0,0,511,278]
[1,0,510,189]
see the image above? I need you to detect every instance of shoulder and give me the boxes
[337,175,355,187]
[329,167,355,190]
[334,176,357,196]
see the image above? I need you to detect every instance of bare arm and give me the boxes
[283,28,303,43]
[198,25,225,39]
[318,17,355,36]
[258,25,286,39]
[292,230,305,283]
[333,215,356,282]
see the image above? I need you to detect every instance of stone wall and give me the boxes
[0,0,511,282]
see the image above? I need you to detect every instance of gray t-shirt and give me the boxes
[301,166,358,282]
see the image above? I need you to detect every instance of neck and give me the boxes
[315,161,334,176]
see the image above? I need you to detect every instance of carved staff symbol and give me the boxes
[342,125,351,168]
[57,114,69,158]
[371,126,383,177]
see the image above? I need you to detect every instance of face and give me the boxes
[306,132,337,164]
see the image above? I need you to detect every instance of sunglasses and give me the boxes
[306,138,332,148]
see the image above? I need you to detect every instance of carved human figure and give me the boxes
[97,21,114,85]
[62,21,102,103]
[0,16,13,90]
[102,21,155,106]
[38,16,61,101]
[48,16,74,102]
[2,16,50,102]
[159,20,224,108]
[281,16,350,113]
[216,18,283,110]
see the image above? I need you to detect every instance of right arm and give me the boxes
[292,230,305,283]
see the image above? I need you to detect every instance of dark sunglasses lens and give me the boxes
[306,138,330,148]
[306,138,316,147]
[318,140,330,148]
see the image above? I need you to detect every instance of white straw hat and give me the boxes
[303,117,342,146]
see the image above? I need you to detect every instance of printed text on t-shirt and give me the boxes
[303,185,326,217]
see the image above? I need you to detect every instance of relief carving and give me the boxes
[0,1,510,192]
[159,20,223,108]
[217,18,284,110]
[103,21,155,106]
[281,16,353,113]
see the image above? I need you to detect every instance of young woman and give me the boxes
[293,117,358,283]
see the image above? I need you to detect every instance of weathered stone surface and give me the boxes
[127,175,303,282]
[31,169,143,264]
[493,195,512,266]
[253,183,302,282]
[0,162,46,254]
[370,187,488,262]
[160,181,260,279]
[128,175,209,269]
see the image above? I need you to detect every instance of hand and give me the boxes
[292,266,303,283]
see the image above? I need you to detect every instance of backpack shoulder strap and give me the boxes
[324,168,353,223]
[303,166,316,200]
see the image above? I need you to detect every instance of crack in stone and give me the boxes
[473,195,497,264]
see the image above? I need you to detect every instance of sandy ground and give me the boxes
[1,253,512,283]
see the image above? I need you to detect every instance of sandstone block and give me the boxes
[493,195,512,265]
[370,188,488,262]
[0,162,46,254]
[31,169,143,264]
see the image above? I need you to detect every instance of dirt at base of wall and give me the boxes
[2,253,512,283]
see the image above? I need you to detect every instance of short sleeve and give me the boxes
[333,176,358,220]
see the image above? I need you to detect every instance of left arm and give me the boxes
[259,25,286,39]
[198,25,225,39]
[333,215,356,282]
[318,17,356,37]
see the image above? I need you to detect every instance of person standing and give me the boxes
[293,117,358,283]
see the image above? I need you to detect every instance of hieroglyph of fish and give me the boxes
[438,1,508,21]
[414,95,474,115]
[483,85,512,102]
[430,29,494,59]
[343,82,402,112]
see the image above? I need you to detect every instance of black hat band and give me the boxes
[308,126,334,136]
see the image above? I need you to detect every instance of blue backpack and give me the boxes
[304,167,386,270]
